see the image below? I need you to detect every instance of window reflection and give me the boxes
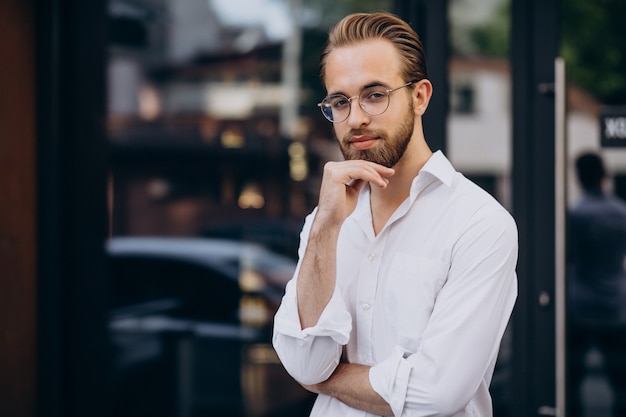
[106,1,390,416]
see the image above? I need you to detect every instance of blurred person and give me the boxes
[272,12,518,417]
[567,151,626,417]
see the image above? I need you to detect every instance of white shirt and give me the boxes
[273,151,518,417]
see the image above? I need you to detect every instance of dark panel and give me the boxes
[511,0,560,415]
[36,0,110,416]
[394,0,448,154]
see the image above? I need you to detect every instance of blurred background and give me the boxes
[2,0,626,416]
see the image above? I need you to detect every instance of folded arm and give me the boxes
[302,362,393,416]
[282,207,518,416]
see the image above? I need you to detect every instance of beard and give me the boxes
[337,104,415,168]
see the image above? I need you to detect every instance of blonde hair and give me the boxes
[319,12,429,87]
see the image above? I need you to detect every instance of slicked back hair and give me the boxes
[319,12,429,88]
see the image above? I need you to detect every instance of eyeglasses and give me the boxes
[317,81,414,123]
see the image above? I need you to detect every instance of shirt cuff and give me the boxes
[273,280,352,345]
[370,346,413,417]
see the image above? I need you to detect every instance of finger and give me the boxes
[356,166,392,188]
[347,178,367,192]
[353,162,395,186]
[325,161,393,188]
[365,162,395,178]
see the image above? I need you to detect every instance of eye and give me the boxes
[329,95,350,109]
[362,88,387,102]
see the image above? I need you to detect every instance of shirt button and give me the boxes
[368,254,375,261]
[362,303,370,311]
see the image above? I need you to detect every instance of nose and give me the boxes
[346,96,370,128]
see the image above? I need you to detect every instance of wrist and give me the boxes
[311,211,344,235]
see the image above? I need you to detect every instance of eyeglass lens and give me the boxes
[320,86,391,123]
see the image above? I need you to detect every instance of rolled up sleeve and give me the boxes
[273,275,353,385]
[369,346,413,416]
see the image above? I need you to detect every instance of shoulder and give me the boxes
[453,173,514,217]
[453,174,517,238]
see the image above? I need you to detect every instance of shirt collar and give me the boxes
[353,150,456,231]
[414,150,455,189]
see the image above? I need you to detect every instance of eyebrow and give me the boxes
[327,80,390,97]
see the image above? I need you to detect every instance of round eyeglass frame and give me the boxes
[317,81,415,123]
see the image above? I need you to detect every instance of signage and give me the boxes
[600,106,626,148]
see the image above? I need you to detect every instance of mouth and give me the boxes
[349,135,379,151]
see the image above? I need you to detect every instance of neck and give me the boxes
[368,141,432,236]
[371,139,432,202]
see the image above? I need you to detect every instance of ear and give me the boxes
[412,79,433,117]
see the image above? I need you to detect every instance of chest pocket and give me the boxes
[383,253,449,350]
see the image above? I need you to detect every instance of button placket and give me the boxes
[356,237,386,366]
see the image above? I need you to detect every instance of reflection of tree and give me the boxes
[449,0,626,105]
[466,0,509,58]
[449,0,510,59]
[562,0,626,105]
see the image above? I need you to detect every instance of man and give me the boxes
[273,12,518,416]
[567,151,626,417]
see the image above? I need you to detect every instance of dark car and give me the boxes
[106,236,314,417]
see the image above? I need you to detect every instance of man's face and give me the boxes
[323,39,416,168]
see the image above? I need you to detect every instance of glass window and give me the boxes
[106,2,390,416]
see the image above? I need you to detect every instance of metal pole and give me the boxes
[554,56,567,417]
